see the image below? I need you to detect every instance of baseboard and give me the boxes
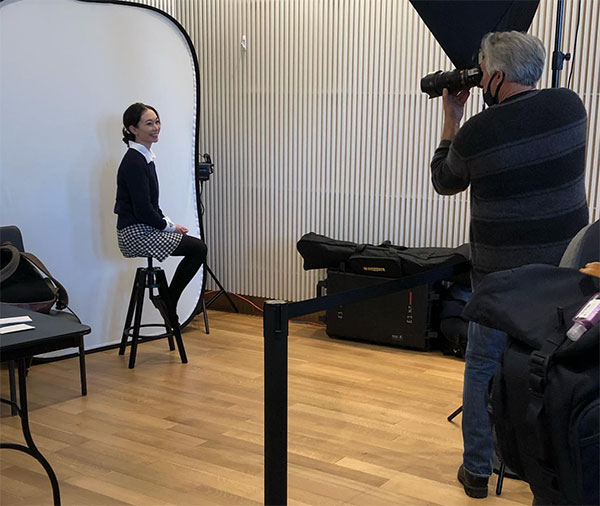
[203,290,324,323]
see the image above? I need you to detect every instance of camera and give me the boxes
[420,67,483,98]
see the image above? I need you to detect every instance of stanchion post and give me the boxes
[264,300,289,506]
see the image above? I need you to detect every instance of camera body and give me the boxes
[421,67,482,98]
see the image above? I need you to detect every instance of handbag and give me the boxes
[0,242,69,313]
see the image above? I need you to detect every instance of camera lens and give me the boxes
[420,67,482,98]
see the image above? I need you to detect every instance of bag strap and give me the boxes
[525,316,568,485]
[0,243,21,282]
[355,240,392,253]
[20,251,69,309]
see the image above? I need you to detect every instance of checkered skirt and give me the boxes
[117,224,182,262]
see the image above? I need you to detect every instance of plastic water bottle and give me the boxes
[566,292,600,341]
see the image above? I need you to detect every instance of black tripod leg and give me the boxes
[189,277,210,334]
[496,463,505,495]
[447,405,463,422]
[201,297,210,334]
[205,265,239,312]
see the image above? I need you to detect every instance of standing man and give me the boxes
[430,31,589,499]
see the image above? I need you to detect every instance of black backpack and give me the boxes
[463,265,599,505]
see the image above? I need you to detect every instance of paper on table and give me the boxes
[0,316,33,325]
[0,323,35,335]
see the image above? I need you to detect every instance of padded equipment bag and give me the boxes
[297,232,470,281]
[0,243,69,313]
[296,233,385,270]
[347,243,470,280]
[463,264,599,505]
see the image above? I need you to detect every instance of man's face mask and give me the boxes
[483,71,505,106]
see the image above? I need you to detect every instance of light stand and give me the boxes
[551,0,571,88]
[192,153,239,334]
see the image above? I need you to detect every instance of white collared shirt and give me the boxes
[128,141,156,164]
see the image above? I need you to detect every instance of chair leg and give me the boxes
[156,269,187,364]
[162,296,176,352]
[128,270,147,369]
[166,330,175,351]
[150,272,175,351]
[165,324,175,350]
[119,269,142,355]
[172,321,188,364]
[8,360,17,416]
[147,268,173,350]
[78,337,87,396]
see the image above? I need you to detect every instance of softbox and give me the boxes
[410,0,540,68]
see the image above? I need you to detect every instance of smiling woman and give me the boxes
[115,102,207,317]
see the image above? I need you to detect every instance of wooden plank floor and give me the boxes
[1,311,532,505]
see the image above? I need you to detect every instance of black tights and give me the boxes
[169,234,207,310]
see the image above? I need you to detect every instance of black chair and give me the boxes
[0,225,87,416]
[559,220,599,269]
[118,256,187,369]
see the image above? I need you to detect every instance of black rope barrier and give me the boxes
[263,261,469,505]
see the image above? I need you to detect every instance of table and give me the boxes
[0,304,91,506]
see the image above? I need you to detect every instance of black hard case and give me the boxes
[322,269,437,350]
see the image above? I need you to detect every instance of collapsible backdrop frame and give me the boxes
[0,0,205,351]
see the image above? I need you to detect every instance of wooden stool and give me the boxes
[118,257,187,368]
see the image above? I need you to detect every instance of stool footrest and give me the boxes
[122,323,175,341]
[120,332,175,346]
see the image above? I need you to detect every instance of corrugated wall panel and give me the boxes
[126,0,599,301]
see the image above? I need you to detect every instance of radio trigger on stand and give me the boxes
[197,153,214,181]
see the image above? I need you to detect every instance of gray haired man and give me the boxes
[430,30,589,499]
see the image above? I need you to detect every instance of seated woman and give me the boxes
[114,102,207,319]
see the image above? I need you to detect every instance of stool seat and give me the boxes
[118,256,187,368]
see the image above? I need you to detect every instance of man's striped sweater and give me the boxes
[431,88,589,285]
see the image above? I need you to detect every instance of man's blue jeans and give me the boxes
[462,321,508,477]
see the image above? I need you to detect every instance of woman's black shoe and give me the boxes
[457,464,489,498]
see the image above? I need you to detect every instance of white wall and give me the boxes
[128,0,600,303]
[0,0,203,350]
[3,0,599,316]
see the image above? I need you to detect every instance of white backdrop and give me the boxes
[0,0,203,350]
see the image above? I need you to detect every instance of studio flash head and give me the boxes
[420,67,483,99]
